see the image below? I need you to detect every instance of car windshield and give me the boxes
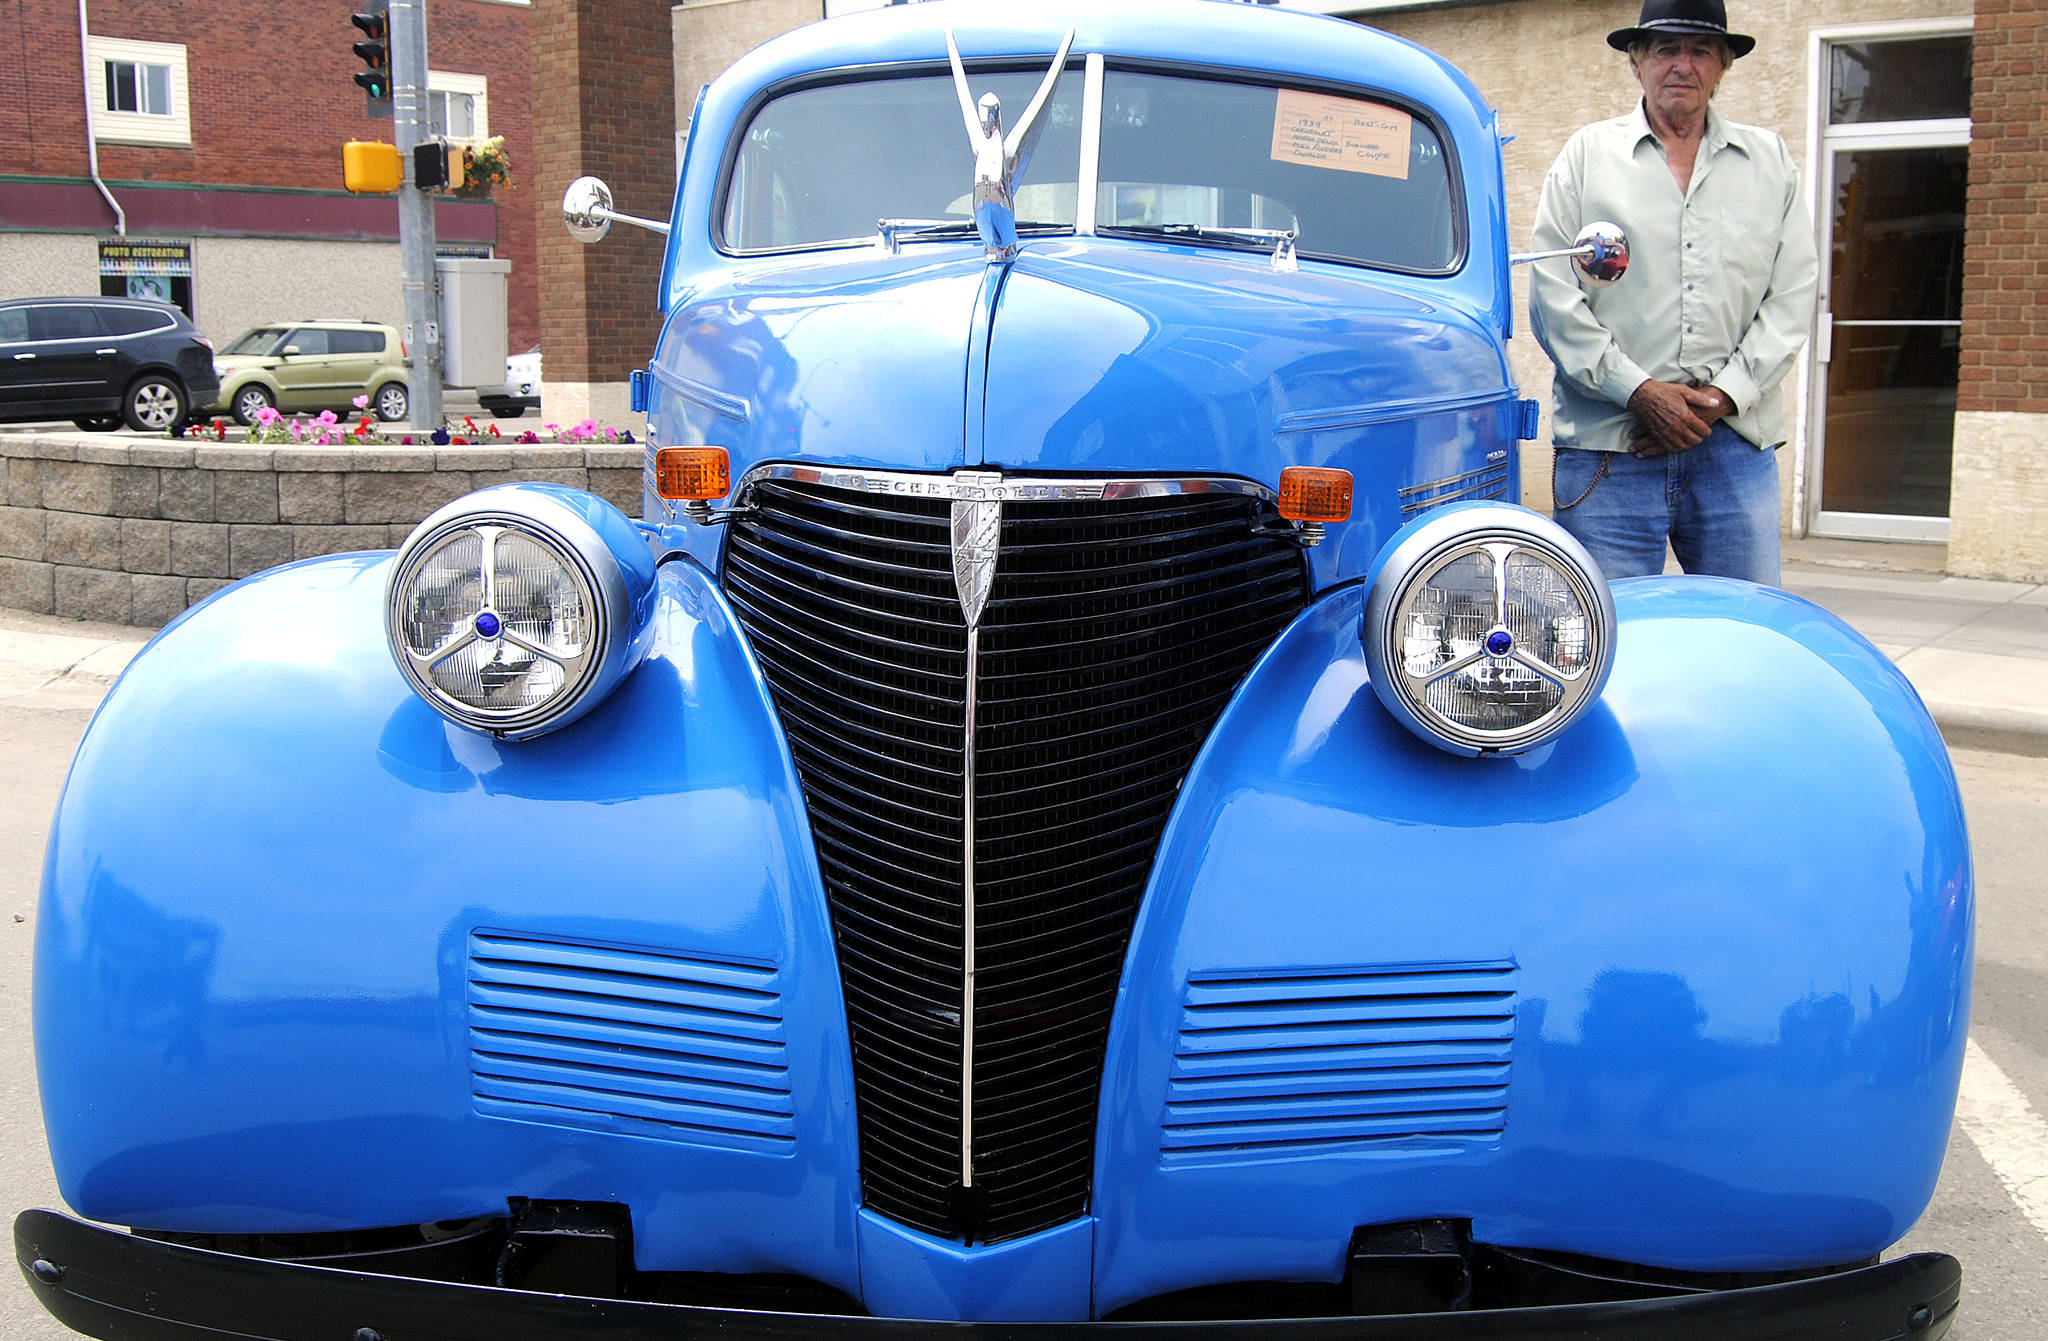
[223,327,289,355]
[722,66,1458,273]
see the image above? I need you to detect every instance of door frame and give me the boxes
[1801,17,1972,542]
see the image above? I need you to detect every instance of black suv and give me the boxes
[0,297,219,432]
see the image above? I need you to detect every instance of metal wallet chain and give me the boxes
[1552,450,1610,511]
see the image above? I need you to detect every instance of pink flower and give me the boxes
[315,409,339,426]
[352,395,369,410]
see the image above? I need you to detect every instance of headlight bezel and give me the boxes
[1362,504,1616,757]
[384,485,654,740]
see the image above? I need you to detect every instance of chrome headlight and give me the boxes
[1363,504,1615,757]
[385,484,657,739]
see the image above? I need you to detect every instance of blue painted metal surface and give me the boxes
[35,554,864,1300]
[1093,578,1972,1313]
[29,0,1974,1327]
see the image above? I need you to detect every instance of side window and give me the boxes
[0,309,28,344]
[284,329,331,357]
[97,307,170,337]
[329,329,384,355]
[86,36,191,147]
[28,307,105,342]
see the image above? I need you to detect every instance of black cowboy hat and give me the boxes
[1607,0,1757,60]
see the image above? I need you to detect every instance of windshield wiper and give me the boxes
[1103,223,1299,271]
[876,217,1065,254]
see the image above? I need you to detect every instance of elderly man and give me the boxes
[1529,0,1817,584]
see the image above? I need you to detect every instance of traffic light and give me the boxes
[351,1,392,119]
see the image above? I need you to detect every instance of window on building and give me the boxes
[105,60,171,116]
[428,72,490,143]
[87,36,191,146]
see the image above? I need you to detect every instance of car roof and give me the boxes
[1,296,183,312]
[716,0,1491,130]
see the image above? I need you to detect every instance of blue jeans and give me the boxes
[1551,424,1782,585]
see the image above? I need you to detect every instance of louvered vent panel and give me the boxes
[467,932,793,1153]
[1163,963,1516,1165]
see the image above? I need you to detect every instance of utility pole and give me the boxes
[390,0,443,430]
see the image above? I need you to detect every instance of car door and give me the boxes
[326,328,385,404]
[19,304,116,413]
[270,327,334,410]
[0,305,34,414]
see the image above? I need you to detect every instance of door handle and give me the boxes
[95,348,117,355]
[11,353,33,361]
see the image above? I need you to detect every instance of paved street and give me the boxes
[0,578,2043,1335]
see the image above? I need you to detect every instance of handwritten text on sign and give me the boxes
[1270,89,1412,180]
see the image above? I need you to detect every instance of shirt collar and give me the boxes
[1628,100,1746,158]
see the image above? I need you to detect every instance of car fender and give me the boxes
[34,551,863,1294]
[1091,577,1973,1312]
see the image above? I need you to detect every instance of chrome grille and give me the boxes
[722,475,1308,1242]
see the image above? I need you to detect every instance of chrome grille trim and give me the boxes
[1398,461,1513,516]
[721,471,1309,1242]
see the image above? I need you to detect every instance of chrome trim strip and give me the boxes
[1077,54,1104,237]
[736,464,1276,505]
[1275,388,1514,436]
[948,477,1004,1191]
[647,362,751,423]
[961,617,982,1190]
[1397,461,1514,499]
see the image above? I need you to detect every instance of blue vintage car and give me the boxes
[18,2,1971,1337]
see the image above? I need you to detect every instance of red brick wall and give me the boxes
[1959,0,2047,415]
[0,0,536,349]
[531,0,673,384]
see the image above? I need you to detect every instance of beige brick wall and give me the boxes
[0,234,98,301]
[675,0,821,117]
[190,239,406,351]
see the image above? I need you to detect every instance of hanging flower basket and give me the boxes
[455,136,512,200]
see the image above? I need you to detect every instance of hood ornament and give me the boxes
[945,26,1076,263]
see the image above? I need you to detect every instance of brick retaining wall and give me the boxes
[0,434,645,627]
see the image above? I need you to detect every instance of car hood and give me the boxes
[982,238,1511,477]
[655,238,1512,483]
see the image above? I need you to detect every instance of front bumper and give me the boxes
[16,1210,1959,1341]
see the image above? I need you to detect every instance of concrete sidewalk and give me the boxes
[1,537,2043,752]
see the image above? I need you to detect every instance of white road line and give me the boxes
[1957,1037,2048,1238]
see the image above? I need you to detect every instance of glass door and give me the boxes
[1811,32,1971,541]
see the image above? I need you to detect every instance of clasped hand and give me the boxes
[1626,381,1729,457]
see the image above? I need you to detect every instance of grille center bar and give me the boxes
[950,476,1004,1195]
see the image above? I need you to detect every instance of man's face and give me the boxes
[1630,35,1728,126]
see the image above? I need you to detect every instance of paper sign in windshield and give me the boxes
[1270,90,1411,180]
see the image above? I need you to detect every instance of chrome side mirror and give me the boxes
[561,175,672,244]
[1510,221,1630,289]
[562,176,614,243]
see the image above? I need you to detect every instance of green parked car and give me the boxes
[209,319,409,425]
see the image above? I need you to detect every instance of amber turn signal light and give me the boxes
[1277,466,1353,524]
[654,447,730,501]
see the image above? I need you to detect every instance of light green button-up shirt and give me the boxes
[1529,102,1818,453]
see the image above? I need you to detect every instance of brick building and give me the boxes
[0,0,537,363]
